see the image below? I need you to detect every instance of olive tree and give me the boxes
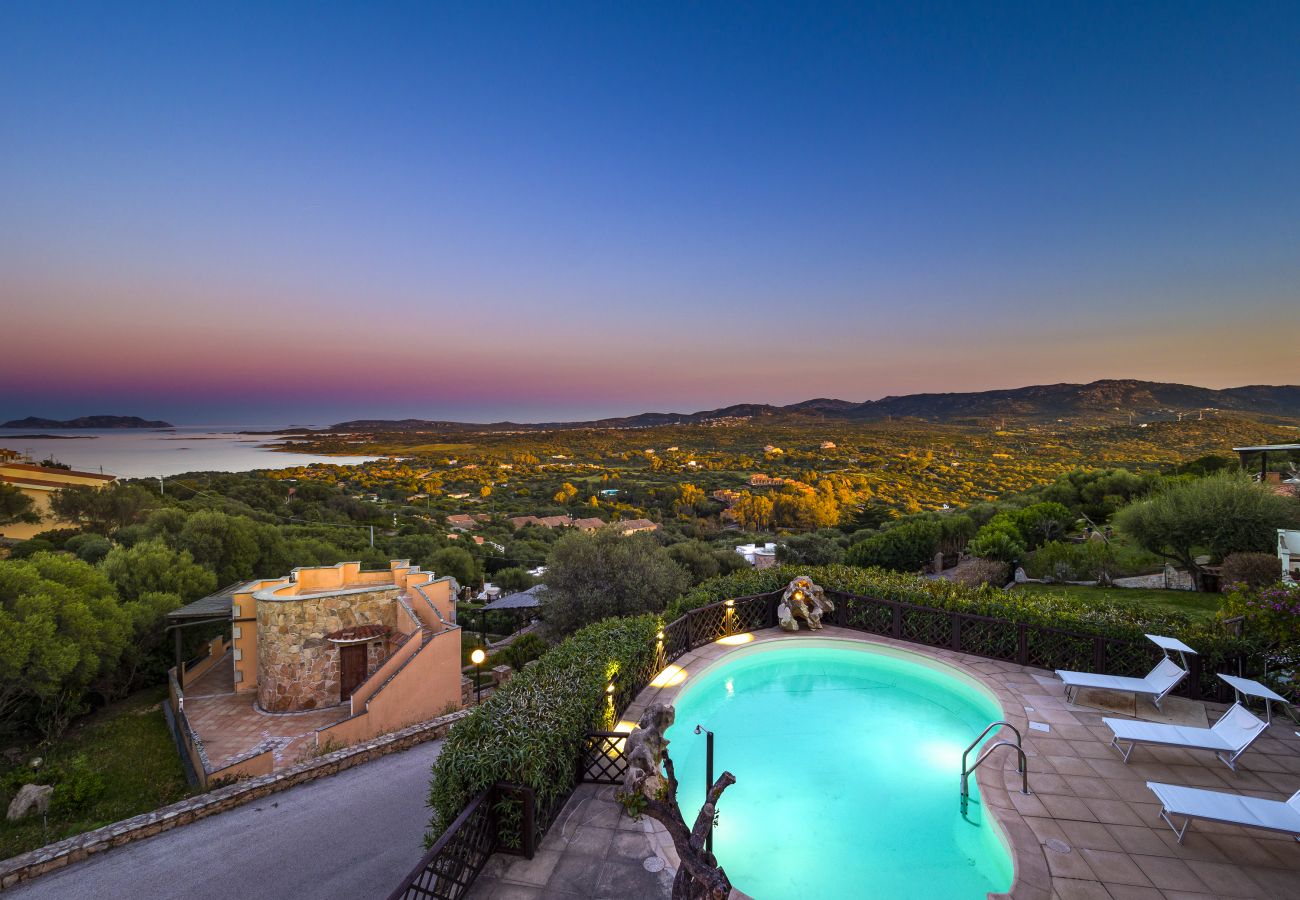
[542,530,688,635]
[0,482,39,527]
[1115,472,1300,588]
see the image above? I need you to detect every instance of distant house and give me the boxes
[0,461,117,541]
[748,474,785,488]
[510,514,575,530]
[613,518,658,535]
[572,517,606,531]
[446,513,491,531]
[1234,443,1300,496]
[820,441,836,450]
[712,489,741,506]
[763,445,783,454]
[599,488,620,497]
[735,542,778,568]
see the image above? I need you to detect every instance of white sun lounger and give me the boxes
[1104,703,1269,770]
[1147,781,1300,843]
[1057,634,1195,709]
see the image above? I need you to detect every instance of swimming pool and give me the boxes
[663,639,1014,899]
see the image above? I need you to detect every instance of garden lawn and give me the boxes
[1012,582,1223,624]
[0,685,196,861]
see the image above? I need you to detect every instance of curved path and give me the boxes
[9,740,443,900]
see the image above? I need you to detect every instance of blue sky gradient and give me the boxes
[2,2,1297,424]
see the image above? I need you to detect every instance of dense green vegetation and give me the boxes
[664,564,1218,638]
[270,412,1296,525]
[0,686,193,859]
[4,410,1298,858]
[426,614,659,846]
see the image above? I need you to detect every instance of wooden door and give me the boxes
[339,644,367,701]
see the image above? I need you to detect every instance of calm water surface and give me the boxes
[665,640,1013,899]
[0,427,380,478]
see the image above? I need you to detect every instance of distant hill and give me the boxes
[1,415,174,429]
[328,380,1300,432]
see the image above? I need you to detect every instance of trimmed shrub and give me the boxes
[1220,553,1285,590]
[7,539,55,560]
[845,520,941,572]
[663,564,1251,650]
[967,523,1026,563]
[1026,541,1120,583]
[66,533,113,565]
[950,558,1009,588]
[427,615,658,846]
[499,632,548,671]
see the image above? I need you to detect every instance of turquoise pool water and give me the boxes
[663,639,1014,899]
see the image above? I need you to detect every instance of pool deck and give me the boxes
[470,626,1300,900]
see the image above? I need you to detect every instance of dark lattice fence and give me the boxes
[581,731,629,785]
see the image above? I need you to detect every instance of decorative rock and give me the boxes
[6,784,53,822]
[622,704,675,795]
[775,575,833,632]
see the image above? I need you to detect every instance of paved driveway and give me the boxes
[10,740,443,900]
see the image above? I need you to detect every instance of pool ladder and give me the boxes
[960,721,1029,814]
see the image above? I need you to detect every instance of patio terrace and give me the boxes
[468,627,1300,900]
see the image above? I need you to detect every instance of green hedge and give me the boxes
[426,614,658,845]
[665,563,1236,645]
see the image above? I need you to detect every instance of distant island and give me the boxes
[1,415,174,429]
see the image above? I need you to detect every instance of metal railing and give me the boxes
[960,721,1028,813]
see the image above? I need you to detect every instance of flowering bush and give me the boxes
[1221,581,1300,647]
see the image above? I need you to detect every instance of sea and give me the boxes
[0,427,381,480]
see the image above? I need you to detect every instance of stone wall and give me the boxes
[0,710,469,891]
[256,588,400,712]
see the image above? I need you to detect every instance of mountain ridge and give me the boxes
[1,415,174,429]
[326,379,1300,432]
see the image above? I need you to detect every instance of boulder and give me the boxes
[6,783,53,822]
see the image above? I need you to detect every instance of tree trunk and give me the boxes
[630,751,736,900]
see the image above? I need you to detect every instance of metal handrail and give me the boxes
[960,720,1022,778]
[960,722,1029,813]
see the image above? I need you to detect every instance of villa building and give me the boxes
[0,460,116,540]
[164,560,463,784]
[228,559,460,712]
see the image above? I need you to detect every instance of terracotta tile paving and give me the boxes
[605,627,1299,899]
[182,654,349,770]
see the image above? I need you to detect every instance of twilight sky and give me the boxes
[2,2,1297,426]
